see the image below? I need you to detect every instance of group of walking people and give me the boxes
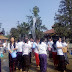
[0,36,69,72]
[48,37,69,72]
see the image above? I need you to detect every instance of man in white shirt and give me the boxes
[56,39,64,56]
[22,39,30,72]
[56,37,66,72]
[16,39,24,71]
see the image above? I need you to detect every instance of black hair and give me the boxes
[18,38,23,42]
[10,37,16,48]
[40,38,45,44]
[53,40,56,44]
[24,39,28,43]
[10,41,16,49]
[52,41,56,50]
[57,36,62,40]
[10,36,15,39]
[36,38,39,41]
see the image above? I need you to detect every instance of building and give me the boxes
[44,28,55,35]
[0,35,8,42]
[44,25,59,41]
[0,24,8,45]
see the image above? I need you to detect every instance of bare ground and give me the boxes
[1,53,72,72]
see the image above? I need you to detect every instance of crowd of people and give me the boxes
[0,36,69,72]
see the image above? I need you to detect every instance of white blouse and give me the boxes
[16,41,24,52]
[28,41,32,53]
[8,43,17,53]
[56,41,64,55]
[48,41,53,48]
[22,43,31,55]
[38,42,48,55]
[34,42,39,54]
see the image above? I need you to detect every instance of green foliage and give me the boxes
[10,22,30,40]
[54,0,72,38]
[17,22,30,38]
[27,6,47,39]
[33,6,40,17]
[10,28,19,40]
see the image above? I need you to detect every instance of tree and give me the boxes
[10,28,19,40]
[17,22,30,38]
[27,6,47,39]
[54,0,72,38]
[10,22,30,40]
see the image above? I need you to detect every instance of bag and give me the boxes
[0,53,4,58]
[11,51,17,58]
[32,43,36,49]
[62,47,67,53]
[48,48,51,51]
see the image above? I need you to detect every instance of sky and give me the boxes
[0,0,61,35]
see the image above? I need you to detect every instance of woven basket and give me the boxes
[62,47,67,53]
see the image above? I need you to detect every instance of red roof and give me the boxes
[44,28,55,34]
[0,35,8,40]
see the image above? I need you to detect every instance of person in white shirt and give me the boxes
[34,38,40,67]
[28,39,33,64]
[48,38,53,58]
[3,40,7,53]
[38,38,48,72]
[62,40,69,65]
[56,37,66,72]
[22,39,30,72]
[16,39,24,71]
[8,37,17,72]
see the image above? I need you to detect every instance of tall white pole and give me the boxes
[32,17,36,41]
